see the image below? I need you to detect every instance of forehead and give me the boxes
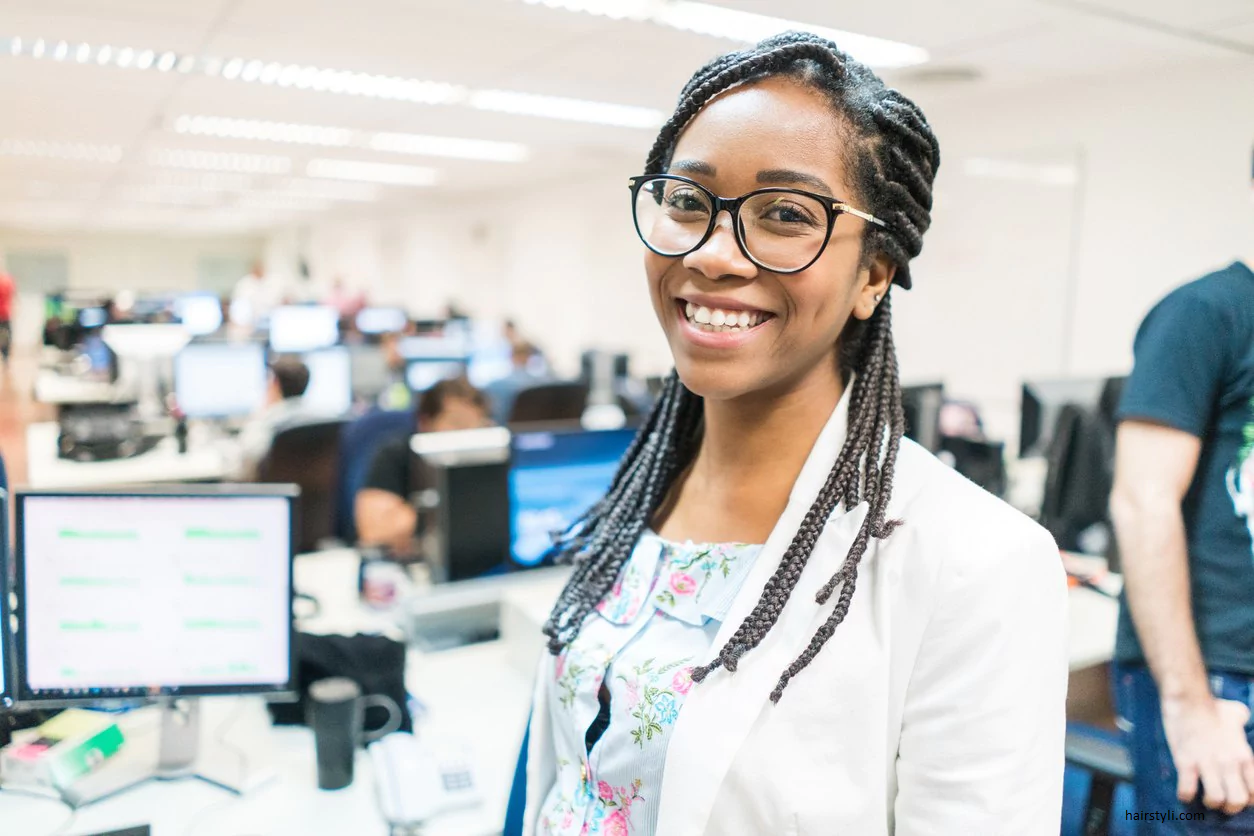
[669,76,853,194]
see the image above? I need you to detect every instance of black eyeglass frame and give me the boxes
[628,173,893,275]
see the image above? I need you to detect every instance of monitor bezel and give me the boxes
[12,484,298,708]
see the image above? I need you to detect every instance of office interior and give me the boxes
[0,1,1251,834]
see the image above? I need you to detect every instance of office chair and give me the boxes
[257,419,347,553]
[1064,724,1135,836]
[335,408,414,543]
[508,382,589,425]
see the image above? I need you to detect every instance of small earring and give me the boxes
[873,294,882,303]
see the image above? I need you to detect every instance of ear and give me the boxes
[851,255,896,321]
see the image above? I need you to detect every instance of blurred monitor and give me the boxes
[406,359,465,393]
[12,487,296,704]
[77,307,107,330]
[349,345,392,401]
[268,305,339,353]
[1020,378,1107,457]
[300,347,353,417]
[174,342,268,419]
[355,307,407,335]
[1,487,11,709]
[580,351,630,382]
[130,295,175,323]
[79,334,115,379]
[509,427,636,567]
[398,335,469,361]
[174,293,224,337]
[901,383,945,454]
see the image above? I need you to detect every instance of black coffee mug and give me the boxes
[307,677,402,790]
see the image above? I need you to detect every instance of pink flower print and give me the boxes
[554,654,566,679]
[598,780,613,801]
[672,667,694,695]
[603,810,630,836]
[624,679,640,708]
[670,572,697,596]
[561,812,573,829]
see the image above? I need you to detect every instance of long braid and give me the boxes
[543,30,939,702]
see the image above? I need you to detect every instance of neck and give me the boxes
[690,365,845,493]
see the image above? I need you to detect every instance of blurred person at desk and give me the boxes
[520,32,1066,836]
[236,356,314,478]
[485,341,552,424]
[0,265,14,369]
[355,377,493,556]
[229,260,283,331]
[1109,260,1254,830]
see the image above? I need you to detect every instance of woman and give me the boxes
[522,32,1067,836]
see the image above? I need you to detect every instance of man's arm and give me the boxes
[354,488,417,556]
[1111,420,1254,814]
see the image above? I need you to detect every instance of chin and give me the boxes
[671,353,764,402]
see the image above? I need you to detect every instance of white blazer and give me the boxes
[523,388,1069,836]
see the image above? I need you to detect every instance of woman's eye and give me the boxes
[763,203,819,226]
[664,190,708,214]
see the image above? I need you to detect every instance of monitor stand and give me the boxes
[61,697,277,808]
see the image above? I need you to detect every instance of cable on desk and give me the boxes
[181,698,260,836]
[0,785,78,835]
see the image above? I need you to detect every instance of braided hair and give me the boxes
[542,31,940,702]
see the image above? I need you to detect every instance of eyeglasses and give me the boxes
[628,174,892,274]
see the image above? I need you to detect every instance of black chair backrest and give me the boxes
[258,419,346,553]
[1040,404,1115,552]
[508,382,589,425]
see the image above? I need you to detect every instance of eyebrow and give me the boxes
[756,168,834,196]
[668,159,715,177]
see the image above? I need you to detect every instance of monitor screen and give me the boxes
[349,345,391,399]
[77,307,107,329]
[1020,377,1107,457]
[174,342,268,419]
[268,305,339,353]
[406,359,465,393]
[355,307,407,335]
[509,428,636,567]
[301,347,353,416]
[14,489,295,703]
[174,293,224,337]
[901,383,945,454]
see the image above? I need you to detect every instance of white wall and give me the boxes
[281,57,1251,440]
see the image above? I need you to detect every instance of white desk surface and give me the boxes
[24,422,237,489]
[32,370,120,406]
[0,549,1118,836]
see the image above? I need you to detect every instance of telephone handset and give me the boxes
[368,732,480,830]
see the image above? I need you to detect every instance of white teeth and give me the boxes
[694,306,711,324]
[710,309,726,327]
[682,302,769,333]
[685,302,694,319]
[738,311,750,327]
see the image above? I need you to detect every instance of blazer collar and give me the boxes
[656,379,870,834]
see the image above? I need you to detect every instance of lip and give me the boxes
[673,299,774,350]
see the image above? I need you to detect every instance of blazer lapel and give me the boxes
[656,384,866,834]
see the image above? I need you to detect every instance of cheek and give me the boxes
[643,252,672,316]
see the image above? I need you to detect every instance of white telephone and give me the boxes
[368,732,480,830]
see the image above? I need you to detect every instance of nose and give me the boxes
[682,212,758,282]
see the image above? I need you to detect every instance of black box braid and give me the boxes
[542,31,939,703]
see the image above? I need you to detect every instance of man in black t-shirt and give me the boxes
[354,378,493,556]
[1111,261,1254,830]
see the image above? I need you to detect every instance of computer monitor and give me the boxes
[77,306,108,330]
[0,487,11,710]
[355,306,407,335]
[173,293,224,337]
[398,335,469,361]
[174,341,268,419]
[348,345,392,401]
[1019,377,1107,457]
[12,486,297,706]
[509,427,637,567]
[901,383,945,454]
[300,346,353,417]
[268,305,339,353]
[406,359,466,393]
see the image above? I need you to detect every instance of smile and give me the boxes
[677,299,773,334]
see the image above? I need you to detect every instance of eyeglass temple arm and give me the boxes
[834,203,891,230]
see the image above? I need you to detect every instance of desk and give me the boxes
[32,370,119,405]
[24,422,237,489]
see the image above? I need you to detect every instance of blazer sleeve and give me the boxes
[521,655,558,836]
[893,523,1068,835]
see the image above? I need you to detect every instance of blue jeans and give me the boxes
[1114,663,1254,834]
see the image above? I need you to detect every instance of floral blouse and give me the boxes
[538,533,763,836]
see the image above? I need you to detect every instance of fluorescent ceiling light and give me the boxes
[963,157,1078,187]
[1,33,658,129]
[150,148,292,175]
[468,89,663,128]
[367,132,529,162]
[0,138,122,163]
[279,178,381,202]
[517,0,929,69]
[174,115,354,147]
[307,159,439,186]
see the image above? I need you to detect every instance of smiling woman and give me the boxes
[522,31,1068,836]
